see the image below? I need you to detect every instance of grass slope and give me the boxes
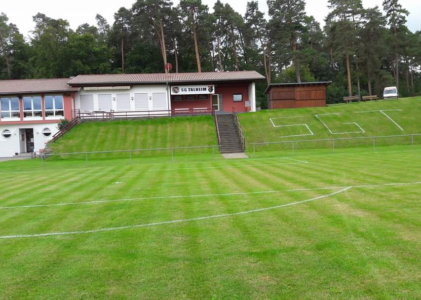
[1,148,421,298]
[240,98,421,147]
[51,116,217,154]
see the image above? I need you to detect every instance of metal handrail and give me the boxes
[51,117,81,142]
[76,109,214,120]
[232,108,246,151]
[213,109,222,145]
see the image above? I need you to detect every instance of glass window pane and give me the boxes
[233,94,243,102]
[34,111,43,117]
[45,96,54,110]
[23,97,32,110]
[54,96,64,109]
[24,111,33,118]
[1,112,10,118]
[33,97,42,110]
[55,110,64,117]
[1,99,10,111]
[11,111,20,118]
[11,98,19,111]
[45,111,54,117]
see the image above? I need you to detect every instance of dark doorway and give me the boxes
[25,129,34,153]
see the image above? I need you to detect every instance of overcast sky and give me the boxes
[2,0,420,38]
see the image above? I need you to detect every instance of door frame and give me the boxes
[24,129,34,153]
[212,94,220,111]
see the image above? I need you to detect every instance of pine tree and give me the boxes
[383,0,409,89]
[267,0,307,83]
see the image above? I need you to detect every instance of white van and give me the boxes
[383,87,399,99]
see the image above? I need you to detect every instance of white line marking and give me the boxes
[282,157,310,164]
[315,114,365,135]
[0,188,351,239]
[1,181,419,210]
[356,110,404,131]
[270,118,315,139]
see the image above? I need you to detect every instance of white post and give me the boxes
[249,82,257,112]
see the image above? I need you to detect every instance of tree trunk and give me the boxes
[159,22,168,73]
[174,39,179,73]
[410,66,414,94]
[121,38,125,73]
[394,26,399,89]
[260,36,270,84]
[367,67,372,96]
[208,43,215,71]
[217,36,224,72]
[292,35,301,83]
[346,54,352,96]
[232,27,239,71]
[192,23,202,73]
[268,43,272,84]
[355,56,361,101]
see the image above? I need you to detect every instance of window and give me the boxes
[2,129,12,139]
[1,97,20,119]
[198,95,208,100]
[23,96,42,118]
[233,94,243,102]
[186,95,196,100]
[42,128,52,137]
[45,95,64,118]
[173,95,183,101]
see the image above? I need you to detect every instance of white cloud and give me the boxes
[2,0,420,38]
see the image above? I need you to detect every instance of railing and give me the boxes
[75,108,214,121]
[213,109,221,145]
[250,134,421,155]
[41,145,221,165]
[51,117,81,142]
[232,108,246,151]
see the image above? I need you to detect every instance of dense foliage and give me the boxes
[0,0,420,106]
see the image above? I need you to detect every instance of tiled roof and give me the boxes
[68,71,265,86]
[0,78,79,96]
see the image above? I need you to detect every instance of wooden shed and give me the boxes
[265,82,331,109]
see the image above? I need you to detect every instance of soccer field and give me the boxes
[1,148,421,299]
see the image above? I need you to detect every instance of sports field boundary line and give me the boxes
[0,188,351,239]
[315,113,365,135]
[356,109,404,131]
[1,181,420,210]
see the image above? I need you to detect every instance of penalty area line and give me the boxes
[0,188,351,240]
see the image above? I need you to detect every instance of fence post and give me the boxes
[373,138,376,151]
[41,154,44,168]
[213,146,215,159]
[412,135,414,148]
[129,151,132,165]
[333,139,335,151]
[253,144,256,157]
[172,148,174,162]
[86,153,89,166]
[292,143,295,156]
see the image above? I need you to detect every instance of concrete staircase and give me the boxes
[217,114,244,154]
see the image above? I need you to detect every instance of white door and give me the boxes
[80,95,94,112]
[98,94,113,111]
[116,94,131,111]
[135,93,149,111]
[152,93,167,111]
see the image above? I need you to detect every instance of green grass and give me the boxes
[240,98,421,152]
[50,116,218,158]
[1,147,421,299]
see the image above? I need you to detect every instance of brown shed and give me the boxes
[265,82,331,109]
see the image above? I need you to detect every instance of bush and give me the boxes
[58,119,70,130]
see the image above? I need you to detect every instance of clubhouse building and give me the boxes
[0,71,264,157]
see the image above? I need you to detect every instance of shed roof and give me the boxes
[0,78,79,96]
[68,71,265,87]
[265,81,332,94]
